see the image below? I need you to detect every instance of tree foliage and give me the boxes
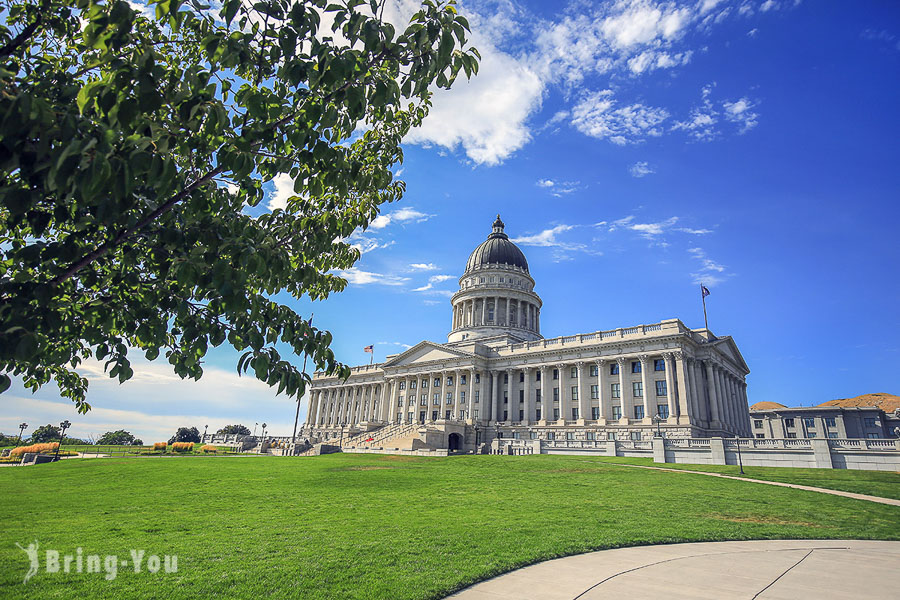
[168,426,200,443]
[97,429,138,444]
[0,0,479,411]
[217,423,251,435]
[29,424,62,443]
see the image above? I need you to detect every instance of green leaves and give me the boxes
[0,0,479,412]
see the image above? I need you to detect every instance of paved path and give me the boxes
[603,462,900,507]
[447,540,900,599]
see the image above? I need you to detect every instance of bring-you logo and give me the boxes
[15,540,177,583]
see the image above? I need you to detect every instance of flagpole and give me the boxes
[291,313,313,445]
[701,284,709,331]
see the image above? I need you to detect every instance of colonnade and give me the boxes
[451,296,540,333]
[306,353,750,435]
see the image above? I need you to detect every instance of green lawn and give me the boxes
[1,454,898,600]
[595,456,900,500]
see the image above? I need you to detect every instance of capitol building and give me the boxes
[304,216,752,452]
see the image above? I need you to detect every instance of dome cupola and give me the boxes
[464,214,529,274]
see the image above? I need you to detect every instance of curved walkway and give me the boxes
[604,462,900,507]
[447,540,900,599]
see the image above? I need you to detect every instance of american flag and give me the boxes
[364,345,374,353]
[701,285,710,298]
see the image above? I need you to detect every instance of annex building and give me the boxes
[303,216,752,452]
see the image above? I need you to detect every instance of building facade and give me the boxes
[749,402,900,440]
[303,216,752,451]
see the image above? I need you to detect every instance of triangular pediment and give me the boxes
[382,340,476,368]
[710,337,750,374]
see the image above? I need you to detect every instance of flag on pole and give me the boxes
[701,284,710,298]
[363,345,373,354]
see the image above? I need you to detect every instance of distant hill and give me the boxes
[818,393,900,412]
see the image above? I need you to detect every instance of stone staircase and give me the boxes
[342,422,420,450]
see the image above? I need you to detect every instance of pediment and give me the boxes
[710,337,750,374]
[381,341,476,368]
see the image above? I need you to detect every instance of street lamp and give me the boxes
[203,424,208,443]
[253,422,258,437]
[734,433,745,475]
[652,414,663,438]
[339,421,346,446]
[53,420,71,462]
[17,422,27,445]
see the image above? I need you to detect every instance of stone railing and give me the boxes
[497,319,690,355]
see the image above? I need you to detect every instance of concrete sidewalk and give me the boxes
[447,540,900,599]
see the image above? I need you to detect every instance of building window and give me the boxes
[535,408,541,420]
[399,382,406,390]
[657,405,669,419]
[803,417,815,428]
[519,372,525,383]
[633,382,643,398]
[590,365,598,377]
[553,408,560,420]
[547,432,555,440]
[586,431,595,440]
[563,432,572,441]
[503,410,508,421]
[460,391,466,402]
[434,378,441,387]
[553,369,559,380]
[420,396,427,406]
[784,418,795,428]
[460,375,467,385]
[571,366,578,378]
[827,432,838,438]
[631,361,641,373]
[536,370,542,382]
[503,373,508,384]
[421,379,428,389]
[431,411,438,421]
[519,389,524,402]
[630,432,641,441]
[634,405,645,419]
[397,397,404,407]
[553,387,560,401]
[497,431,503,439]
[572,408,579,420]
[654,359,665,371]
[459,410,465,419]
[825,417,836,428]
[607,432,616,440]
[591,407,600,420]
[611,383,621,399]
[503,391,508,404]
[536,389,542,402]
[591,384,599,399]
[756,434,764,439]
[864,418,878,427]
[571,385,578,400]
[519,410,524,420]
[808,432,817,438]
[866,433,880,439]
[787,432,797,438]
[530,432,538,440]
[612,406,622,420]
[445,410,451,419]
[396,413,402,423]
[410,381,416,389]
[656,380,667,397]
[446,392,452,401]
[474,390,479,403]
[473,410,479,419]
[447,376,453,386]
[475,373,480,384]
[754,419,763,429]
[610,363,619,375]
[433,394,440,405]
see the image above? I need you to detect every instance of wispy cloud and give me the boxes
[413,274,455,292]
[369,206,433,229]
[535,178,582,196]
[629,161,655,177]
[336,268,410,286]
[689,247,731,286]
[409,263,439,271]
[673,84,760,140]
[570,90,669,145]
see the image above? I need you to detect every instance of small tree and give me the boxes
[217,424,251,436]
[30,424,61,444]
[168,426,200,444]
[97,429,136,445]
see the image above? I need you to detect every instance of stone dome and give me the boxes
[464,215,529,274]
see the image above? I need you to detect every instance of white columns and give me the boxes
[481,298,487,325]
[523,367,532,424]
[557,363,567,422]
[639,355,652,421]
[705,362,720,427]
[438,371,449,420]
[492,370,501,423]
[664,353,677,421]
[617,358,627,421]
[467,368,475,422]
[506,368,516,422]
[453,369,461,421]
[577,362,588,422]
[381,379,392,423]
[539,366,549,422]
[596,360,607,421]
[478,370,488,423]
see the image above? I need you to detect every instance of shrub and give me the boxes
[171,442,194,453]
[152,442,167,452]
[201,445,217,454]
[10,442,59,457]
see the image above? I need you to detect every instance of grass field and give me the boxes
[1,454,898,599]
[596,456,900,500]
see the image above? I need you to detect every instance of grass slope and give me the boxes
[596,457,900,500]
[1,454,898,600]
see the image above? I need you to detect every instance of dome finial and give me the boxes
[492,214,505,233]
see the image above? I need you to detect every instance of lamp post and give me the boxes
[653,415,663,438]
[339,422,346,446]
[253,422,258,437]
[17,422,27,445]
[203,424,208,443]
[53,420,71,462]
[734,433,745,475]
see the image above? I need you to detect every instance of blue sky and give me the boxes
[6,0,899,443]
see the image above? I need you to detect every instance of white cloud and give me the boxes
[630,161,655,177]
[689,246,731,286]
[368,206,433,229]
[677,227,713,235]
[629,216,679,238]
[673,85,760,139]
[607,215,636,231]
[536,179,555,188]
[409,263,439,271]
[571,90,669,144]
[267,173,295,211]
[377,341,413,350]
[760,0,778,12]
[336,268,410,286]
[412,274,455,292]
[536,178,581,196]
[723,97,759,133]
